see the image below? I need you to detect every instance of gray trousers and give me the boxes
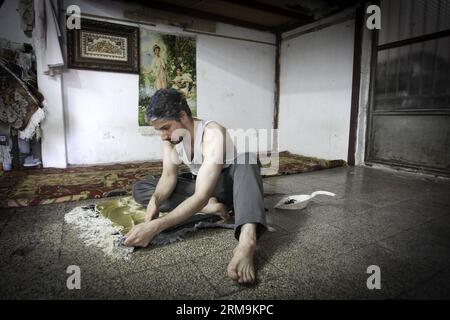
[132,153,267,240]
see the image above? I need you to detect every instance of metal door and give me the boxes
[366,0,450,174]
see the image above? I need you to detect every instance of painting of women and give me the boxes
[139,29,196,129]
[151,44,167,90]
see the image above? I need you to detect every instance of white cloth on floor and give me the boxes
[34,0,64,76]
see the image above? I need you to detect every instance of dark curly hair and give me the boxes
[146,88,192,122]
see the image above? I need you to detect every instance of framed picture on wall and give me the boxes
[67,18,139,74]
[138,27,197,135]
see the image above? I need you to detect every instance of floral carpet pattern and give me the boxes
[0,151,346,208]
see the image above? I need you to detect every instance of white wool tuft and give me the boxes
[64,206,134,260]
[19,106,46,140]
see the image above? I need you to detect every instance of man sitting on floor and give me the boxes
[124,88,267,285]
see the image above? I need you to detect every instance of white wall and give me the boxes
[62,0,276,165]
[0,0,32,44]
[37,0,68,168]
[2,0,356,166]
[0,0,68,168]
[279,14,355,161]
[197,27,275,131]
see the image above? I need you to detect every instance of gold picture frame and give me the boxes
[67,18,139,74]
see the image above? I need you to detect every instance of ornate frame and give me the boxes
[67,18,139,74]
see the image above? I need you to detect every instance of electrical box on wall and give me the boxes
[0,135,8,145]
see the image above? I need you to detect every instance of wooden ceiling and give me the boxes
[122,0,360,33]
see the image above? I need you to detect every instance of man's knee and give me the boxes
[234,152,259,166]
[233,162,261,178]
[131,181,142,200]
[132,177,158,205]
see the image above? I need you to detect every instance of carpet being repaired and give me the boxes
[64,196,234,260]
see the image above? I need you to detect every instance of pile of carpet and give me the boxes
[1,151,346,208]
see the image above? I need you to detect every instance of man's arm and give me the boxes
[124,125,225,247]
[145,140,178,221]
[153,125,225,231]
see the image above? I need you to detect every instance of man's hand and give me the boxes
[145,203,160,222]
[124,220,160,247]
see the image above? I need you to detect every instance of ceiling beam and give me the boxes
[222,0,313,21]
[275,0,360,33]
[274,19,316,33]
[128,0,273,32]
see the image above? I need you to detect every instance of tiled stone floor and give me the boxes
[0,166,449,299]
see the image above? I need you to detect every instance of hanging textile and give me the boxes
[0,39,43,133]
[34,0,64,76]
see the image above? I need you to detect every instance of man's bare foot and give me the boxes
[227,242,256,284]
[201,197,230,222]
[227,224,257,284]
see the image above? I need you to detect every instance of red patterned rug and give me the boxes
[0,151,345,208]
